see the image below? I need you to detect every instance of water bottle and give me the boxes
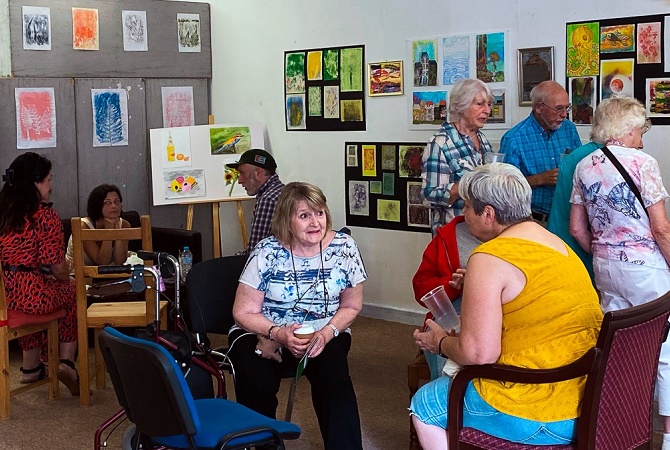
[179,246,193,283]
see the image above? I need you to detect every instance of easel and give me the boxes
[180,196,254,257]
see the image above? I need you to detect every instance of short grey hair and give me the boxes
[448,79,494,122]
[530,80,565,107]
[590,96,646,143]
[458,163,532,225]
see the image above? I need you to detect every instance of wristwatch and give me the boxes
[327,323,339,337]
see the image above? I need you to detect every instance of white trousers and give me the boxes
[594,256,670,416]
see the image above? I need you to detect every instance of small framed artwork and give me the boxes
[368,60,404,96]
[517,47,554,106]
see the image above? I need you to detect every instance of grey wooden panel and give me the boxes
[74,78,148,216]
[10,0,211,78]
[0,77,79,219]
[145,77,213,259]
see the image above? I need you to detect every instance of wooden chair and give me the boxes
[71,215,168,407]
[0,262,63,419]
[408,351,431,450]
[447,291,670,450]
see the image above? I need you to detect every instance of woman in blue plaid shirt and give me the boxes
[422,79,494,234]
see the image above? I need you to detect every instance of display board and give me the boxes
[149,123,265,206]
[344,141,431,233]
[566,13,670,125]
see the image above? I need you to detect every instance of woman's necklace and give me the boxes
[290,240,328,321]
[605,139,627,147]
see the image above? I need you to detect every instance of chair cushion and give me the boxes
[6,308,65,329]
[460,427,574,450]
[155,398,301,449]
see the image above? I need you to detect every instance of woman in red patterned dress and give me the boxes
[0,152,79,395]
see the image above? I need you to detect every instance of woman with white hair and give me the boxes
[570,96,670,448]
[422,78,495,234]
[411,163,602,448]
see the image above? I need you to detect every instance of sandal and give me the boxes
[19,363,46,384]
[57,358,80,396]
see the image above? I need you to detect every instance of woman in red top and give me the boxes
[0,152,79,395]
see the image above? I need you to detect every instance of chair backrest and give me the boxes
[186,255,248,336]
[578,290,670,449]
[0,263,7,326]
[98,327,201,440]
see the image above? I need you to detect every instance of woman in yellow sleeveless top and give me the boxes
[409,163,602,448]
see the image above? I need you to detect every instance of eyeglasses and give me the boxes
[541,102,572,114]
[642,118,652,134]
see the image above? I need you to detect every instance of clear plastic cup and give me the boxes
[484,152,506,164]
[420,285,461,332]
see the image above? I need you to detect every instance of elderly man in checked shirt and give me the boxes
[226,149,285,254]
[501,81,582,223]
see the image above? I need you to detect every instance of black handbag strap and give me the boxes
[600,145,649,218]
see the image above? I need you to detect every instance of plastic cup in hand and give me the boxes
[421,285,461,332]
[484,152,506,164]
[294,325,315,340]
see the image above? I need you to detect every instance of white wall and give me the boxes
[172,0,670,324]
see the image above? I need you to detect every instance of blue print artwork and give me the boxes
[92,89,128,147]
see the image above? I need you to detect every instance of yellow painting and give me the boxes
[377,199,400,222]
[307,51,323,81]
[362,145,376,177]
[600,24,635,53]
[566,22,599,77]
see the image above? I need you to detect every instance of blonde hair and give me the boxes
[271,182,333,244]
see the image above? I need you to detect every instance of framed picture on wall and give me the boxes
[368,60,403,96]
[517,47,554,106]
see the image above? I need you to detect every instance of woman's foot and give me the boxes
[19,363,46,384]
[57,359,80,396]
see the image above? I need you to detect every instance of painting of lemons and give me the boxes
[567,22,599,77]
[210,127,250,155]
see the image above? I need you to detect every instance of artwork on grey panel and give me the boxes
[91,89,129,147]
[177,13,201,53]
[122,10,148,52]
[22,6,51,51]
[161,86,195,127]
[15,87,57,149]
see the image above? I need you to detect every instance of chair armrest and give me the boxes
[447,347,600,449]
[151,227,203,264]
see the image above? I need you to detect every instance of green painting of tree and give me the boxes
[340,47,363,92]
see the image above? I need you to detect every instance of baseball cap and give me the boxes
[225,149,277,172]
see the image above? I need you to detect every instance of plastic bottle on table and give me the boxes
[179,246,193,283]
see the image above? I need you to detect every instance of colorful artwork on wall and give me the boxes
[341,100,364,122]
[412,39,438,87]
[323,49,339,81]
[377,199,401,222]
[285,94,307,130]
[646,78,670,117]
[489,89,506,123]
[177,13,201,53]
[158,127,191,168]
[122,10,148,52]
[340,47,364,92]
[398,146,424,178]
[569,76,597,125]
[637,22,661,64]
[600,24,635,54]
[407,182,430,228]
[307,51,323,81]
[362,145,377,177]
[381,145,396,170]
[161,86,195,128]
[209,126,251,155]
[348,180,369,216]
[476,32,505,83]
[368,61,403,96]
[517,47,554,105]
[91,89,128,147]
[285,52,306,94]
[15,87,57,149]
[442,35,469,85]
[308,86,322,116]
[566,22,599,77]
[382,172,395,195]
[411,91,447,127]
[324,86,340,119]
[72,7,99,50]
[22,6,51,51]
[163,169,205,200]
[600,58,634,101]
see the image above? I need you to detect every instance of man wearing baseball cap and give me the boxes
[226,149,284,255]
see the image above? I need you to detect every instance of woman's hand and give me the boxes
[102,217,121,229]
[276,324,315,358]
[413,319,458,355]
[448,268,466,290]
[256,336,282,362]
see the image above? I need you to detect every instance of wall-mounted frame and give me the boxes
[368,60,403,96]
[517,46,554,106]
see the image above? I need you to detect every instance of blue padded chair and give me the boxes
[98,327,301,450]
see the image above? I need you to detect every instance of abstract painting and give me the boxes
[382,172,394,195]
[323,49,339,81]
[443,35,469,85]
[348,180,369,216]
[600,59,634,101]
[91,89,128,147]
[307,51,323,81]
[324,86,340,119]
[398,146,423,178]
[566,22,599,77]
[161,86,195,128]
[637,22,661,64]
[285,94,306,130]
[122,10,148,52]
[412,39,438,86]
[412,91,447,126]
[308,86,322,116]
[22,6,51,51]
[177,13,201,53]
[370,181,382,194]
[346,144,358,167]
[72,7,99,50]
[646,78,670,117]
[381,145,396,170]
[377,199,400,222]
[163,169,205,200]
[362,145,377,177]
[210,126,250,155]
[285,52,306,94]
[476,32,505,83]
[159,127,191,168]
[407,182,430,228]
[600,24,635,53]
[368,61,403,96]
[489,89,506,124]
[15,88,56,149]
[340,47,363,92]
[341,100,363,122]
[569,76,596,125]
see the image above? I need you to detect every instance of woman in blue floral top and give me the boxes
[228,182,367,450]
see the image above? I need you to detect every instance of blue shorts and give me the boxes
[409,376,576,445]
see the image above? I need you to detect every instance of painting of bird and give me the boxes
[212,132,243,154]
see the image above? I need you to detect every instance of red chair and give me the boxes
[447,290,670,450]
[0,262,63,419]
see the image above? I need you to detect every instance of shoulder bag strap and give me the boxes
[600,145,649,218]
